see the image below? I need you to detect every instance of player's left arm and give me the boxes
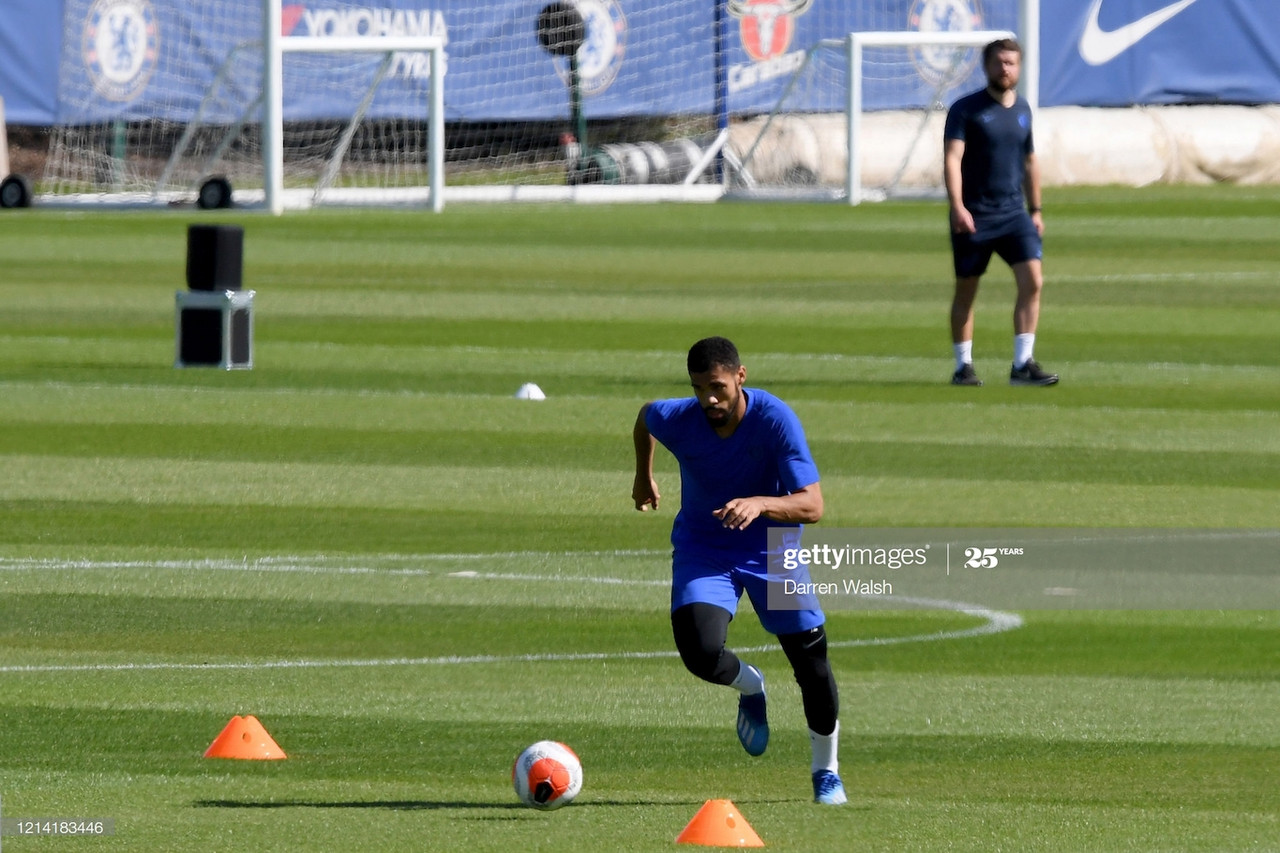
[713,482,824,531]
[1025,150,1043,236]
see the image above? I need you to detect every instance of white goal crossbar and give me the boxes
[843,29,1015,205]
[264,3,446,214]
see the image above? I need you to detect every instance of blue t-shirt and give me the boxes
[944,88,1034,220]
[645,388,820,556]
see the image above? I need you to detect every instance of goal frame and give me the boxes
[264,2,445,214]
[844,29,1016,205]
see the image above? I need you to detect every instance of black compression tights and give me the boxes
[670,602,839,736]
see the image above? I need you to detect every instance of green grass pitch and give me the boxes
[0,186,1277,851]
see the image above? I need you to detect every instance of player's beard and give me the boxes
[701,390,739,428]
[988,67,1019,95]
[703,406,730,427]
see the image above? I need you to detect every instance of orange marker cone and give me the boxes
[203,715,287,760]
[676,799,764,847]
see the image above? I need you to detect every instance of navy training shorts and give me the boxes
[951,212,1042,278]
[671,547,826,636]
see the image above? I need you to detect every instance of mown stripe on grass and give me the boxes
[0,456,625,511]
[2,426,1275,488]
[0,501,659,552]
[2,477,1276,545]
[3,428,1278,503]
[6,385,1280,453]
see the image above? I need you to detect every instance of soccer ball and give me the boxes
[511,740,583,810]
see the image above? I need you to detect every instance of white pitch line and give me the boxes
[446,570,667,586]
[0,558,1022,674]
[0,552,668,578]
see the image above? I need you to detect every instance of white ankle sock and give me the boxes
[810,721,840,773]
[953,341,973,371]
[730,662,764,695]
[1014,333,1035,368]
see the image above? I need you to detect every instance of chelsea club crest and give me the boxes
[83,0,159,102]
[908,0,985,88]
[552,0,627,97]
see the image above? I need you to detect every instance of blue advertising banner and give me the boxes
[6,0,1017,124]
[0,0,63,124]
[1039,0,1280,107]
[1,1,1276,125]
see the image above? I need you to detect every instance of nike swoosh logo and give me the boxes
[1078,0,1200,66]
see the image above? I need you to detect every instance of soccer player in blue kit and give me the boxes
[631,336,846,805]
[945,38,1059,387]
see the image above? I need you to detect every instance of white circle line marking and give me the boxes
[0,558,1022,674]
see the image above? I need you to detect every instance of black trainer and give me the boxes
[951,363,983,386]
[1009,359,1059,386]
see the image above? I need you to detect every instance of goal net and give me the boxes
[32,1,1025,209]
[730,28,1016,203]
[40,0,443,211]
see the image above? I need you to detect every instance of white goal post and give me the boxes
[0,96,9,179]
[845,29,1015,205]
[265,25,445,213]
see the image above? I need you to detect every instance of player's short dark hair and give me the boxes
[983,38,1022,65]
[687,336,740,374]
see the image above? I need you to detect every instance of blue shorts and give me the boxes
[951,212,1042,278]
[671,548,826,636]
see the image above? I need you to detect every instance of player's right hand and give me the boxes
[632,477,660,511]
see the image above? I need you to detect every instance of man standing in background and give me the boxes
[944,38,1058,387]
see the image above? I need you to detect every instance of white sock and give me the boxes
[729,662,764,695]
[810,721,840,774]
[953,340,973,371]
[1014,333,1035,368]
